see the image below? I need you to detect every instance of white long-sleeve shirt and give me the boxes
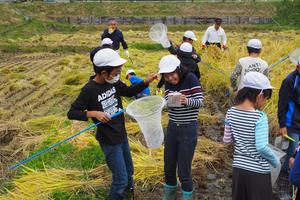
[202,25,227,46]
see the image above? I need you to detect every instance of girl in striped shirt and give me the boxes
[158,55,204,200]
[223,72,280,200]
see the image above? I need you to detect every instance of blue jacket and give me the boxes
[278,70,300,134]
[101,29,128,50]
[290,148,300,186]
[129,76,150,96]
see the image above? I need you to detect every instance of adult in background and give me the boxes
[101,19,130,58]
[202,18,227,49]
[278,56,300,173]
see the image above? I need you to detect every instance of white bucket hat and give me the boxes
[247,39,262,49]
[158,55,180,74]
[93,48,127,67]
[126,69,135,77]
[179,42,193,53]
[101,38,113,46]
[242,72,273,90]
[184,31,197,41]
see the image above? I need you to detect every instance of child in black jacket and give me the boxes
[68,48,157,200]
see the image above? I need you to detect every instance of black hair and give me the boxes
[163,66,188,81]
[234,87,272,105]
[93,65,114,75]
[126,72,136,79]
[90,47,115,75]
[215,18,222,23]
[183,36,193,42]
[247,47,261,54]
[108,18,117,24]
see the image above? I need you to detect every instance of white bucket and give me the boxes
[126,96,166,149]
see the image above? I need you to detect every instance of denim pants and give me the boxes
[164,120,198,192]
[100,137,134,200]
[283,131,300,172]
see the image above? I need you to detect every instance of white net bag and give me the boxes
[289,47,300,65]
[127,96,166,149]
[149,23,171,48]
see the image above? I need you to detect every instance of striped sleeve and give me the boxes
[255,113,280,168]
[223,114,233,144]
[186,86,204,108]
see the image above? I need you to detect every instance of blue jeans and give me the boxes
[100,137,134,200]
[164,120,198,192]
[283,131,300,172]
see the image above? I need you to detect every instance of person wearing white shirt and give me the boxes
[202,18,227,49]
[230,39,269,91]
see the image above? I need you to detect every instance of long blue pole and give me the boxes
[8,109,126,171]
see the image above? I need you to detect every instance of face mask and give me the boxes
[105,74,120,84]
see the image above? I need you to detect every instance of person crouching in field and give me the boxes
[230,39,269,92]
[159,55,204,200]
[223,72,280,200]
[125,69,150,99]
[67,48,157,200]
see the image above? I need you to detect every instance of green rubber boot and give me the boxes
[162,184,178,200]
[182,190,193,200]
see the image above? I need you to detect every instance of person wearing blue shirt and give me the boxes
[126,69,150,99]
[278,56,300,173]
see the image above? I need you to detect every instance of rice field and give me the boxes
[0,29,300,199]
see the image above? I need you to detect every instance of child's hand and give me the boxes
[289,157,295,169]
[180,94,188,105]
[144,74,158,84]
[279,127,288,136]
[87,111,111,123]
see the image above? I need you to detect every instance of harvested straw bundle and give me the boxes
[1,167,104,200]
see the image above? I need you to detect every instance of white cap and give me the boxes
[158,55,180,74]
[93,48,127,67]
[242,72,273,90]
[126,69,135,77]
[184,31,197,41]
[101,38,113,46]
[247,39,262,49]
[179,42,193,53]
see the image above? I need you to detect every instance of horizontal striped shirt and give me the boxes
[165,73,204,124]
[223,107,279,174]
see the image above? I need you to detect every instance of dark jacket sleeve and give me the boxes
[192,48,201,63]
[278,76,294,128]
[119,31,128,50]
[289,150,300,186]
[157,77,165,88]
[167,41,178,55]
[117,80,148,97]
[101,29,108,40]
[67,86,90,121]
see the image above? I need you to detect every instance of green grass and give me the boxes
[0,43,91,54]
[130,42,164,51]
[23,140,105,171]
[274,1,300,26]
[51,188,107,200]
